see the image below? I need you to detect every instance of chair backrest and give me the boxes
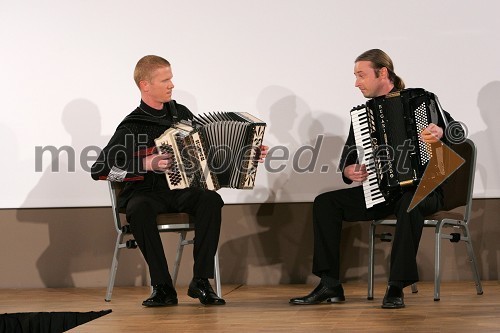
[440,139,477,221]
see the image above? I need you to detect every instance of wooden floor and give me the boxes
[1,281,499,332]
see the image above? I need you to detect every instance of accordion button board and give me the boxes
[350,88,442,209]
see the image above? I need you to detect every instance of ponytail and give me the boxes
[392,73,405,90]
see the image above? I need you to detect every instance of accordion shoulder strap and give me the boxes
[169,100,179,123]
[169,100,194,122]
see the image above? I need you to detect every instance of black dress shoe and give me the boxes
[142,283,178,307]
[382,285,405,309]
[188,278,226,305]
[289,283,345,305]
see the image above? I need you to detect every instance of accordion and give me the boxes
[350,88,441,208]
[154,112,266,191]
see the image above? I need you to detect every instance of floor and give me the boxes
[1,281,498,332]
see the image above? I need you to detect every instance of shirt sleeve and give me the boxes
[90,126,145,182]
[338,123,359,185]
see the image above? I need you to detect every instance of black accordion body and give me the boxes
[350,88,441,208]
[154,112,266,191]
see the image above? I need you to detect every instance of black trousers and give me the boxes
[312,185,443,287]
[126,188,224,286]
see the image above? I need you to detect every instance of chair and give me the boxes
[367,139,483,301]
[105,181,221,302]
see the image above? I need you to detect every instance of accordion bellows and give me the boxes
[155,112,266,190]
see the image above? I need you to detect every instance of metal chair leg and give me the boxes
[214,250,222,297]
[105,232,124,302]
[367,222,376,300]
[463,224,484,295]
[434,223,444,301]
[172,231,187,287]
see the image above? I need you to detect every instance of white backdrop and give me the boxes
[1,0,499,208]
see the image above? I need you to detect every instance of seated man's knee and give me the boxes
[398,191,414,207]
[126,196,157,219]
[200,190,224,208]
[314,192,331,209]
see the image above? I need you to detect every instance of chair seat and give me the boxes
[156,212,191,224]
[375,210,465,226]
[116,209,194,229]
[156,213,194,230]
[425,211,464,222]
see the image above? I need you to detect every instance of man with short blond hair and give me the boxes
[93,55,228,307]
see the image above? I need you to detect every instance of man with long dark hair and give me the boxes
[290,49,456,309]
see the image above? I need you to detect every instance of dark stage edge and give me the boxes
[0,309,112,333]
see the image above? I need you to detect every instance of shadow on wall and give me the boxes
[16,99,146,287]
[218,85,371,285]
[219,203,313,285]
[249,85,347,204]
[468,81,500,281]
[218,202,381,285]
